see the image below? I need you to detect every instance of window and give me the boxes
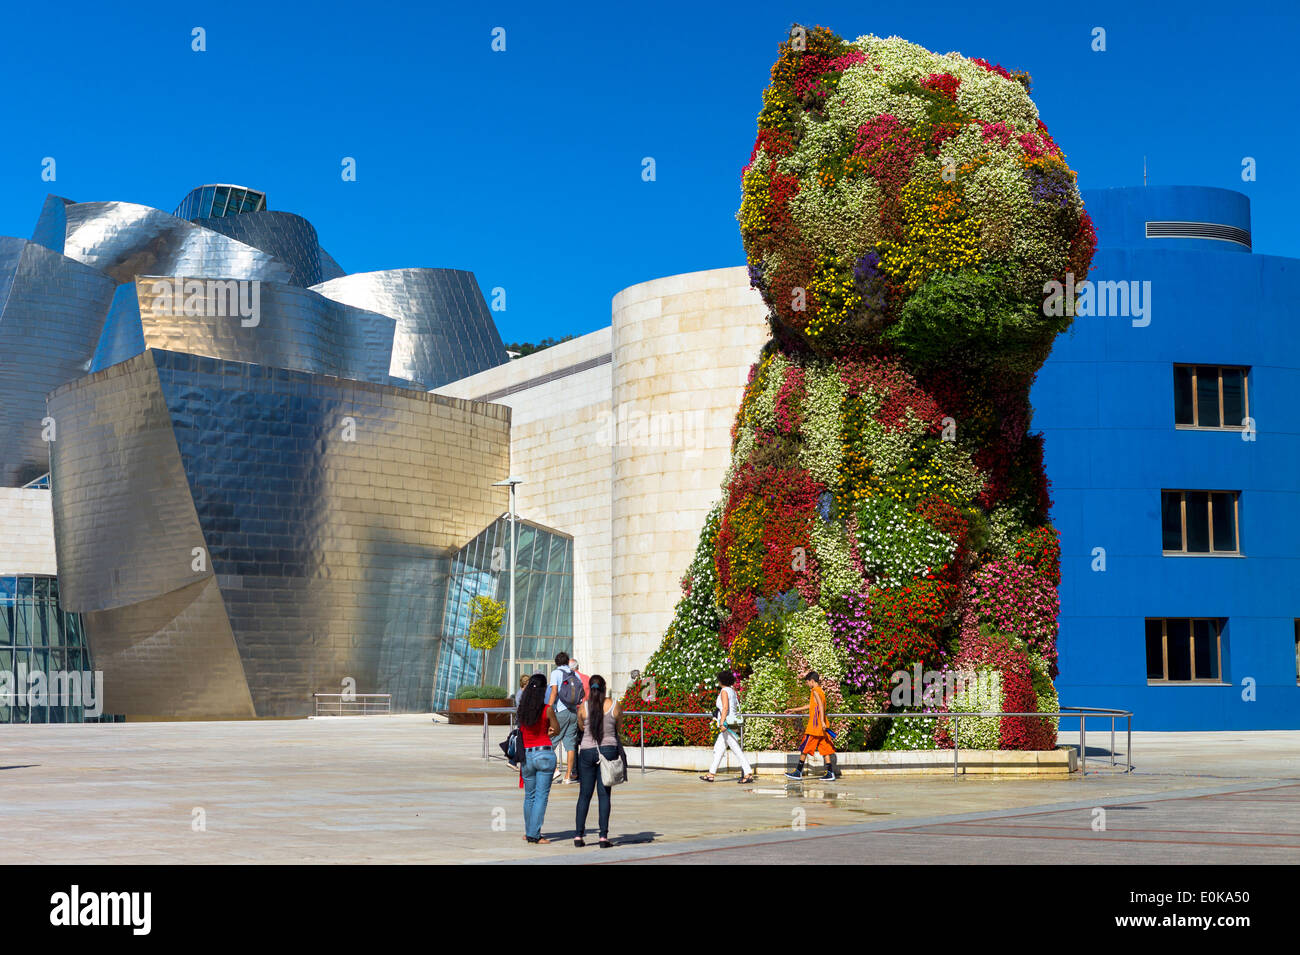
[1146,618,1223,683]
[1174,365,1249,429]
[1161,490,1240,554]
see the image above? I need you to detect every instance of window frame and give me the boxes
[1173,363,1250,431]
[1145,617,1226,685]
[1160,489,1242,556]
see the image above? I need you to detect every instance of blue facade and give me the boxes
[1033,185,1300,729]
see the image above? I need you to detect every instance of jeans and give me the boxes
[575,745,618,839]
[709,728,752,775]
[521,747,557,839]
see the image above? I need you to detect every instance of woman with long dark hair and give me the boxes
[573,674,622,848]
[516,673,560,844]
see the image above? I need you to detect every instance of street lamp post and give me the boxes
[492,477,524,689]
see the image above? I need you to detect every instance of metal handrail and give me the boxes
[620,707,1133,778]
[467,706,518,760]
[313,693,392,717]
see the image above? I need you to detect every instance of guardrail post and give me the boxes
[1110,716,1115,768]
[1127,715,1132,774]
[1080,714,1086,775]
[953,714,959,778]
[482,711,489,760]
[640,716,645,775]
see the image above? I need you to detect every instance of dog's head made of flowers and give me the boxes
[739,27,1096,373]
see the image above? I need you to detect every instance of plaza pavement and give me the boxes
[1,715,1296,864]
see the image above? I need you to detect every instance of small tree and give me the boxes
[466,595,507,690]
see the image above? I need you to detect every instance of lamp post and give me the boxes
[492,477,524,689]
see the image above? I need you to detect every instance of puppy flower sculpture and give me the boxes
[629,27,1095,752]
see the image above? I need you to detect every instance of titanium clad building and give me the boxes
[0,184,535,719]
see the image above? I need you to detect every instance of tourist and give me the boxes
[571,659,591,699]
[783,670,838,781]
[573,674,623,848]
[547,651,584,783]
[516,673,560,844]
[699,670,753,784]
[510,674,529,707]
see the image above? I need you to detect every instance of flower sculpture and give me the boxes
[625,27,1095,751]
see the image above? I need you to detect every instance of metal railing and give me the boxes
[313,693,392,717]
[464,704,1133,777]
[620,707,1132,777]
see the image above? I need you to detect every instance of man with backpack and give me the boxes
[547,651,585,784]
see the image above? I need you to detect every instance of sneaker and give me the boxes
[783,770,803,780]
[820,771,837,782]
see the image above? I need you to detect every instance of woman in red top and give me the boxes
[516,673,560,844]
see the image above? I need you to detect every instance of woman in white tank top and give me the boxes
[700,670,754,784]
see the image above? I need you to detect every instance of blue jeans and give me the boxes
[521,747,557,840]
[575,745,619,840]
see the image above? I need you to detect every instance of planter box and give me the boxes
[448,699,511,725]
[628,744,1078,775]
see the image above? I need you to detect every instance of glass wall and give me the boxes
[173,185,268,221]
[0,576,93,723]
[432,517,574,709]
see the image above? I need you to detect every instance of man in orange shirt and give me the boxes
[783,670,838,781]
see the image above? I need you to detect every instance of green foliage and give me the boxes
[466,595,506,652]
[881,713,939,750]
[885,267,1064,371]
[740,657,801,750]
[453,684,508,700]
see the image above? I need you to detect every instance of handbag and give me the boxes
[598,744,627,787]
[597,712,628,787]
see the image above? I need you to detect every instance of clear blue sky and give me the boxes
[2,0,1296,344]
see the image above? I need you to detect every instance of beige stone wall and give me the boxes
[0,487,58,576]
[610,267,770,688]
[435,329,614,678]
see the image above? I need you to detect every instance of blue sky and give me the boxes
[2,0,1296,344]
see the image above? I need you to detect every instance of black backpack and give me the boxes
[499,726,524,767]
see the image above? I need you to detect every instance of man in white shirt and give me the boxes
[547,651,581,783]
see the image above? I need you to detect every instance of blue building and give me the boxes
[1034,185,1300,730]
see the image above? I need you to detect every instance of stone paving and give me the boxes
[2,716,1296,864]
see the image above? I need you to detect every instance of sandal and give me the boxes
[574,838,585,848]
[599,838,613,848]
[738,774,754,784]
[699,774,716,782]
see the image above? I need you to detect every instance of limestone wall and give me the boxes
[609,267,769,687]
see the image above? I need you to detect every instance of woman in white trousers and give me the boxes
[699,670,754,784]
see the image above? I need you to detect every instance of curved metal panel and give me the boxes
[0,239,118,487]
[55,200,296,286]
[192,210,326,287]
[311,268,508,388]
[89,276,398,385]
[80,577,256,719]
[89,283,146,373]
[47,352,215,611]
[30,194,72,253]
[50,348,512,717]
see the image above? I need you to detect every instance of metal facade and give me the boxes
[0,183,520,718]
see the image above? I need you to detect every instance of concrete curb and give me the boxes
[628,744,1078,775]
